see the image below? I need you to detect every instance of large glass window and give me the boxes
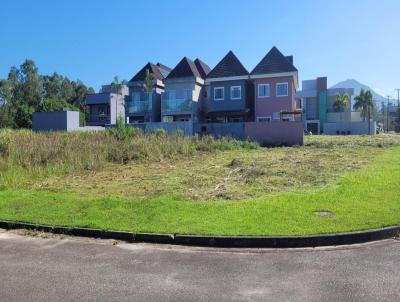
[276,83,289,97]
[258,84,270,98]
[132,92,140,102]
[214,87,224,100]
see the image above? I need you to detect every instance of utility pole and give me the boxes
[396,88,400,107]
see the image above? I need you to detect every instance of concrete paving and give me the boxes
[0,229,399,302]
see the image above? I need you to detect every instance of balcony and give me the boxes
[127,92,153,114]
[162,91,193,113]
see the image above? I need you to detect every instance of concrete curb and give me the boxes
[0,220,399,248]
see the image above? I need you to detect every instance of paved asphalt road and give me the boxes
[0,229,399,302]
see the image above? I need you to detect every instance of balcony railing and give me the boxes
[162,91,193,112]
[127,92,153,114]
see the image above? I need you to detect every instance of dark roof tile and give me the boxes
[251,46,297,75]
[207,51,249,79]
[166,57,201,79]
[129,62,164,82]
[194,58,211,78]
[156,62,172,72]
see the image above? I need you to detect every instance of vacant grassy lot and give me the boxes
[0,131,400,235]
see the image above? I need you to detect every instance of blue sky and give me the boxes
[1,0,399,97]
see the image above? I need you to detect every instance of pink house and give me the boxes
[249,47,299,121]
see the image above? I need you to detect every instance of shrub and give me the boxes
[0,134,10,157]
[106,116,141,140]
[155,128,166,136]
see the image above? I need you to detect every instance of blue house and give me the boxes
[204,51,253,123]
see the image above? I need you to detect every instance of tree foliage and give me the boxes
[354,89,375,121]
[0,59,94,129]
[334,92,350,112]
[144,69,154,92]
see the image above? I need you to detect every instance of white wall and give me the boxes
[323,121,376,135]
[110,94,126,124]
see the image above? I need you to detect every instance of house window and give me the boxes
[276,83,289,97]
[258,84,270,98]
[230,86,241,100]
[163,116,174,122]
[257,116,271,122]
[214,87,224,101]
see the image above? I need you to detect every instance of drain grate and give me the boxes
[314,211,335,218]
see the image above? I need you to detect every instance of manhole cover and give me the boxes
[314,211,334,217]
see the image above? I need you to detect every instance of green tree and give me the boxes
[354,89,375,134]
[19,59,44,108]
[334,92,350,123]
[0,59,95,129]
[334,92,350,112]
[0,105,16,128]
[144,69,154,93]
[40,96,85,126]
[354,89,374,121]
[14,104,34,128]
[40,96,74,112]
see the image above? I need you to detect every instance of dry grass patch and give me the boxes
[31,145,380,201]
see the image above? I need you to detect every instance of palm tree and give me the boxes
[334,92,350,112]
[334,92,350,122]
[354,89,375,134]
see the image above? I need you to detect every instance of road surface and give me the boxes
[0,229,399,301]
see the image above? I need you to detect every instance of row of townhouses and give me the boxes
[84,46,376,144]
[86,47,300,125]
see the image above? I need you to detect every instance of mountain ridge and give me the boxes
[330,79,389,104]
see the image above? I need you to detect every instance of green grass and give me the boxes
[0,145,399,236]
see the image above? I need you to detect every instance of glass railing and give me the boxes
[161,91,193,112]
[127,92,153,114]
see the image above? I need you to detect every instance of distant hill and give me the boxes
[330,79,389,106]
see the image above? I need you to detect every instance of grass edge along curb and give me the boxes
[0,220,399,248]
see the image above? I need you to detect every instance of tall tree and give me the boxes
[334,92,350,122]
[354,89,375,134]
[334,92,350,112]
[19,59,44,108]
[143,69,154,93]
[354,89,373,121]
[0,59,95,129]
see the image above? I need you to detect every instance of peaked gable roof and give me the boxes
[207,51,249,79]
[250,46,297,75]
[166,57,201,79]
[156,63,172,72]
[194,58,211,78]
[129,62,165,82]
